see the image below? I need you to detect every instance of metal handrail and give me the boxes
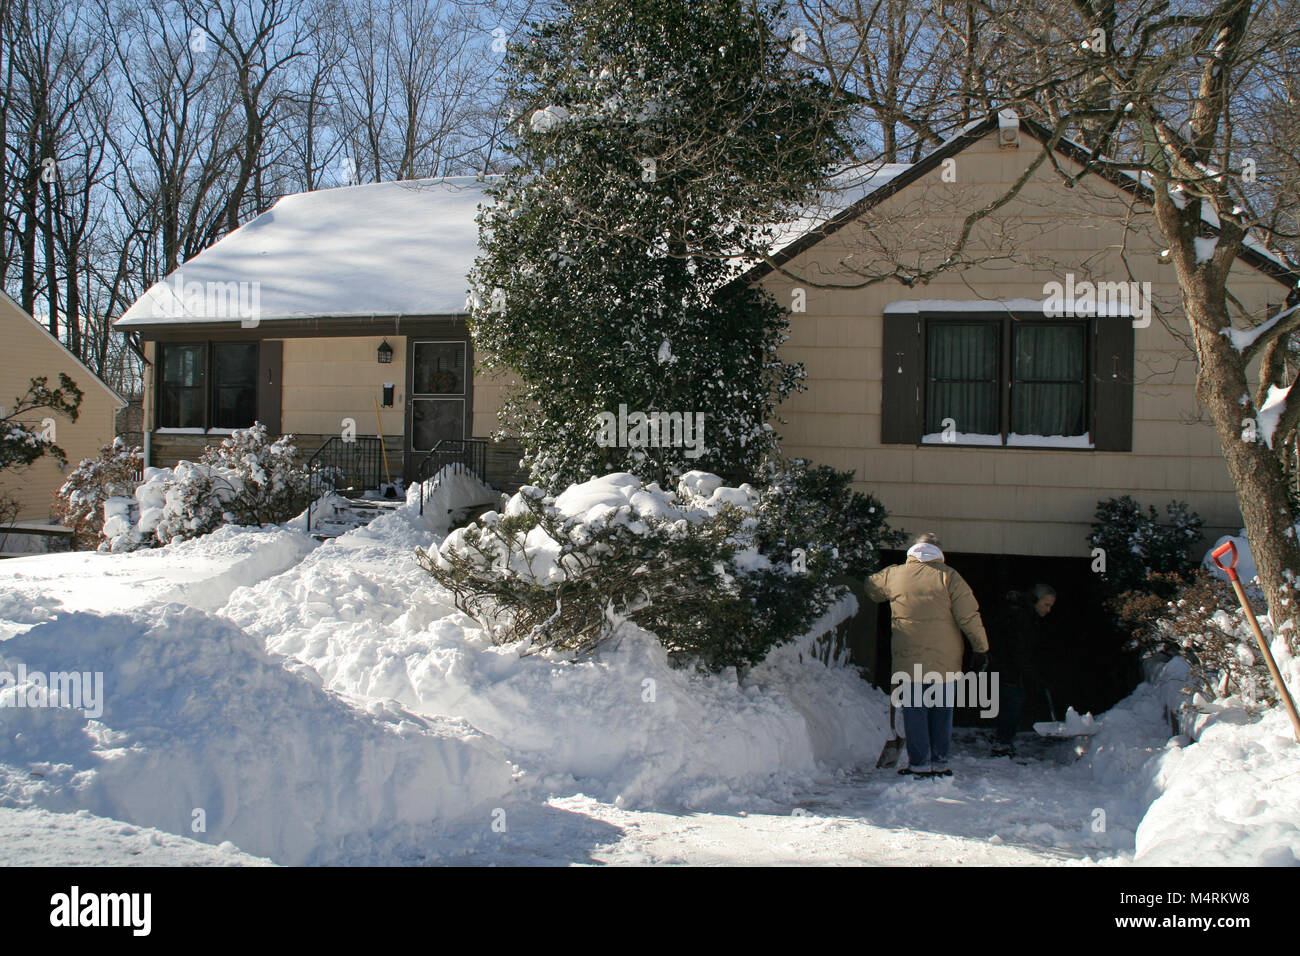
[305,436,385,532]
[416,438,489,515]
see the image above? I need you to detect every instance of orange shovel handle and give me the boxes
[1211,540,1239,581]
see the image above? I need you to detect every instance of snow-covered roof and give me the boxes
[765,163,912,257]
[116,177,492,326]
[884,297,1140,317]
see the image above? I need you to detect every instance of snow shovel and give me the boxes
[876,701,904,768]
[1210,540,1300,743]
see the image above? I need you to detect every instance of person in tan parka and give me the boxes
[864,533,989,777]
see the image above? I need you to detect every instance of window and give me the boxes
[212,343,258,428]
[925,323,1000,437]
[921,317,1090,446]
[1010,323,1087,440]
[156,341,260,430]
[159,343,207,429]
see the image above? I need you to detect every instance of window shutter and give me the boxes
[1092,318,1133,451]
[881,313,922,444]
[256,340,283,435]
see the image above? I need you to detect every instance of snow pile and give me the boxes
[1134,704,1300,865]
[360,467,499,547]
[225,476,887,810]
[1034,706,1099,737]
[0,606,515,865]
[1081,655,1300,865]
[0,806,275,866]
[0,524,314,639]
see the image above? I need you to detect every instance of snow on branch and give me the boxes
[1223,301,1300,358]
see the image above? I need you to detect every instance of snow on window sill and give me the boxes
[1008,433,1094,449]
[921,432,1002,446]
[920,432,1095,449]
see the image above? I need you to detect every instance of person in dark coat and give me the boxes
[990,583,1056,756]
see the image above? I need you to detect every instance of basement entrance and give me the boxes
[848,551,1141,730]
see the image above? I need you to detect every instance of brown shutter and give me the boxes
[257,339,283,435]
[1092,317,1133,451]
[881,313,922,444]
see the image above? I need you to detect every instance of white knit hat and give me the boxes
[906,542,945,563]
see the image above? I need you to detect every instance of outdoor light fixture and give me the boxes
[377,339,394,364]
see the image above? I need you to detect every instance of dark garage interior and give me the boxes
[842,549,1143,732]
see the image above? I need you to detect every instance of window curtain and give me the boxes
[925,323,999,434]
[1011,324,1086,436]
[212,342,258,428]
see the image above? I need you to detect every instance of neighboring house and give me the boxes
[116,114,1292,568]
[0,289,125,529]
[115,176,524,491]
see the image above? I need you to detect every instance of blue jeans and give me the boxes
[899,681,955,772]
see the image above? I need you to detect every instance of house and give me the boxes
[115,176,525,492]
[115,111,1292,711]
[1,290,125,545]
[116,114,1290,565]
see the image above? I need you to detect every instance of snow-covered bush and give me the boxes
[1118,570,1287,710]
[104,424,313,550]
[1088,496,1203,600]
[53,438,143,549]
[417,465,902,672]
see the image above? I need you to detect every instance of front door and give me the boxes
[405,339,468,481]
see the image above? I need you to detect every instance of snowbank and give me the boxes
[1080,656,1300,865]
[0,524,314,640]
[0,806,275,866]
[1134,703,1300,865]
[225,477,887,810]
[0,606,514,865]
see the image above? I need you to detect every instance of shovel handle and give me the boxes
[1210,540,1239,581]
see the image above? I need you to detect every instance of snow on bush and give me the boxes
[53,438,143,549]
[102,424,313,551]
[223,483,889,810]
[1121,570,1298,712]
[418,463,902,671]
[1087,495,1203,600]
[0,605,515,865]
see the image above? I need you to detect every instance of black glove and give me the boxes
[970,652,988,673]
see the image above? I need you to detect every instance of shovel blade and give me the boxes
[876,736,903,769]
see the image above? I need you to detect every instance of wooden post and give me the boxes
[1211,541,1300,742]
[373,397,392,487]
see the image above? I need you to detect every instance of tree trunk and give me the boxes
[1191,293,1300,642]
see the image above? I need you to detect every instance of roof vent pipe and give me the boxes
[997,108,1020,149]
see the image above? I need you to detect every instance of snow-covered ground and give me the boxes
[1,474,1297,866]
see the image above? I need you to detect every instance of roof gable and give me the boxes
[0,289,125,407]
[744,114,1294,289]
